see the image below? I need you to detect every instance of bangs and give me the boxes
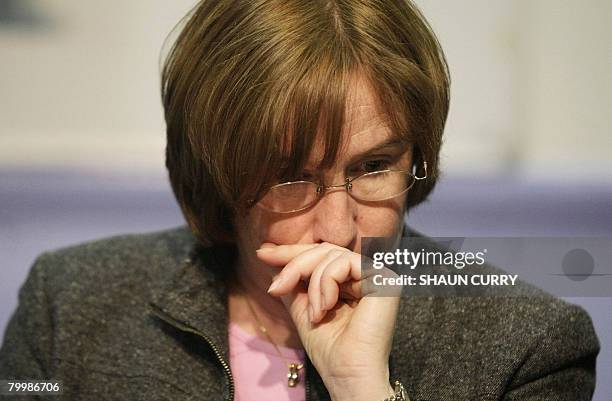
[237,67,413,207]
[231,47,353,210]
[233,63,412,211]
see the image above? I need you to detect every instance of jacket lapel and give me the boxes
[148,242,235,363]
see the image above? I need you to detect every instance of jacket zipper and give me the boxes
[149,305,235,401]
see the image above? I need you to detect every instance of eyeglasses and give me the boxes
[255,161,427,213]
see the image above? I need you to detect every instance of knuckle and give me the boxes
[328,249,345,259]
[320,241,338,250]
[320,269,334,282]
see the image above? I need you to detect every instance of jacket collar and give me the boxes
[148,241,235,363]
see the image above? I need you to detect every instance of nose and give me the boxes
[312,186,358,249]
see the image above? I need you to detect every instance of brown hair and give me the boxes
[162,0,450,246]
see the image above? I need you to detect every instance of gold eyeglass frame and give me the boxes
[254,160,428,214]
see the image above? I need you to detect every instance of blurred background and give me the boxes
[1,0,610,398]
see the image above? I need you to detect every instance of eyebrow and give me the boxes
[282,137,410,171]
[345,137,409,165]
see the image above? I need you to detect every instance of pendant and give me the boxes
[287,363,303,387]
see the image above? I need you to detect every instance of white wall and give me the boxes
[515,0,612,180]
[0,0,196,175]
[1,0,611,180]
[417,0,612,180]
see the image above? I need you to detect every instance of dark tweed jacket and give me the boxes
[0,226,600,401]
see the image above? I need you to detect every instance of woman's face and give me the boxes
[235,76,411,273]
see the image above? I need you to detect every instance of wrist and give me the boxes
[326,371,394,401]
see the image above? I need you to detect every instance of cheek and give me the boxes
[240,195,407,246]
[265,218,313,244]
[356,197,406,236]
[248,208,314,245]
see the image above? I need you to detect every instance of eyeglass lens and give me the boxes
[258,170,416,213]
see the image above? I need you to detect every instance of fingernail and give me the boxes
[267,276,282,293]
[256,248,273,253]
[308,304,314,322]
[320,293,327,310]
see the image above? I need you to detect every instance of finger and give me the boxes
[266,243,336,295]
[338,280,362,301]
[348,267,403,342]
[308,249,345,323]
[278,281,313,336]
[255,242,324,266]
[362,265,404,297]
[320,257,354,311]
[349,294,401,343]
[319,252,363,311]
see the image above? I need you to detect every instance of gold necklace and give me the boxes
[242,293,305,387]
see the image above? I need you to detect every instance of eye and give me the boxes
[355,159,390,174]
[297,171,316,181]
[276,166,316,182]
[300,171,317,181]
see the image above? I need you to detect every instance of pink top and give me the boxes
[228,321,307,401]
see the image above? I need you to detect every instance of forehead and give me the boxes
[310,75,395,164]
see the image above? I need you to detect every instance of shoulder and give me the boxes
[396,293,599,398]
[36,224,195,267]
[400,226,599,348]
[26,225,197,307]
[395,226,600,398]
[448,292,599,355]
[399,225,598,339]
[398,280,599,354]
[0,226,200,379]
[443,295,598,397]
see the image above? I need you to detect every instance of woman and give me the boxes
[0,0,599,400]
